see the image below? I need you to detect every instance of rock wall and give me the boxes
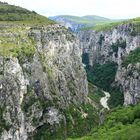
[0,24,88,139]
[78,23,140,105]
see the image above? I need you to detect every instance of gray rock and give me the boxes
[0,24,88,139]
[78,23,140,105]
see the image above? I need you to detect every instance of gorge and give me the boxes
[0,1,140,140]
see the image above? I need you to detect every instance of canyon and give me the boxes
[0,1,140,140]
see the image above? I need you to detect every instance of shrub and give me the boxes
[108,86,124,108]
[98,34,105,45]
[111,40,126,55]
[122,47,140,67]
[85,62,118,90]
[82,53,89,65]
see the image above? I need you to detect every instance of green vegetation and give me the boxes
[30,103,99,140]
[111,40,126,53]
[62,15,112,25]
[98,34,105,45]
[85,63,124,108]
[82,53,89,65]
[68,104,140,140]
[32,121,66,140]
[83,21,124,32]
[85,62,118,91]
[83,17,140,32]
[12,45,35,64]
[0,2,54,25]
[0,26,35,62]
[122,47,140,67]
[64,104,99,138]
[130,18,140,36]
[110,40,126,57]
[51,15,116,27]
[108,86,124,108]
[88,83,104,107]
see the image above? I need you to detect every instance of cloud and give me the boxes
[1,0,140,19]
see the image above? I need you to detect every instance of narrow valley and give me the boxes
[0,1,140,140]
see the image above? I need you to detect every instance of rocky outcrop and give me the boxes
[116,63,140,105]
[0,24,88,139]
[78,23,140,105]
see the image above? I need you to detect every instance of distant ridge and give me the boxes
[49,15,120,31]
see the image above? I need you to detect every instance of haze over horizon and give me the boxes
[1,0,140,19]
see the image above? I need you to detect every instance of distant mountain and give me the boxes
[81,15,112,23]
[49,15,118,31]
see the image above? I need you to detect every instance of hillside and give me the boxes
[83,17,140,32]
[50,15,112,24]
[69,104,140,140]
[49,15,117,31]
[0,1,54,25]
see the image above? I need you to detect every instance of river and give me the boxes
[100,91,110,110]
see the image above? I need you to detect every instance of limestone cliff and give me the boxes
[0,24,89,140]
[79,21,140,105]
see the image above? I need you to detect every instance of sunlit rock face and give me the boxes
[78,23,140,105]
[0,24,88,139]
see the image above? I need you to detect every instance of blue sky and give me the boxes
[1,0,140,19]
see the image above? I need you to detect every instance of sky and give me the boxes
[1,0,140,19]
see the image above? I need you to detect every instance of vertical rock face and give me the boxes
[78,23,140,105]
[116,63,140,105]
[0,58,27,140]
[0,24,88,139]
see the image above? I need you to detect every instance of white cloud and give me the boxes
[1,0,140,19]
